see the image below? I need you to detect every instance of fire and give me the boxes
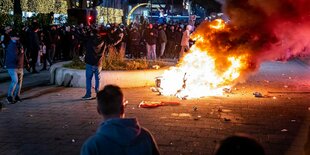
[158,19,249,99]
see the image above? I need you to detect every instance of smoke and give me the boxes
[223,0,310,61]
[191,0,310,78]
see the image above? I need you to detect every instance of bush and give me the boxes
[63,48,168,70]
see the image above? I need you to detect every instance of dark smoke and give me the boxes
[192,0,310,77]
[224,0,310,61]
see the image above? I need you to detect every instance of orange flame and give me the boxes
[159,19,249,99]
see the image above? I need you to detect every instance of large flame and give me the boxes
[159,19,250,99]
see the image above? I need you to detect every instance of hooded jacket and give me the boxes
[81,118,160,155]
[5,40,24,69]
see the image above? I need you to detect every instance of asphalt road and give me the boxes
[0,60,309,155]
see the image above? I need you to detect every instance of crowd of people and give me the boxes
[0,20,267,155]
[1,20,195,71]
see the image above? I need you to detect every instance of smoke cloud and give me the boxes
[192,0,310,76]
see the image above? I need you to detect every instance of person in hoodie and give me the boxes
[5,31,24,104]
[81,85,160,155]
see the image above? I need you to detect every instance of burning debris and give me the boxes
[154,0,310,99]
[253,92,263,98]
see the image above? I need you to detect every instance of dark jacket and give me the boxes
[26,29,40,53]
[81,118,160,155]
[84,33,105,66]
[129,30,141,46]
[158,29,167,43]
[5,40,24,69]
[143,28,158,45]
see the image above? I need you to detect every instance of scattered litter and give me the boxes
[179,113,191,117]
[253,92,263,98]
[272,96,277,100]
[152,65,160,69]
[284,85,288,88]
[223,88,232,93]
[194,115,202,120]
[62,124,69,128]
[139,101,180,108]
[224,118,231,122]
[281,129,288,132]
[71,139,76,143]
[291,120,296,122]
[171,113,191,117]
[193,106,198,111]
[150,87,158,92]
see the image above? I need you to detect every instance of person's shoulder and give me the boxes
[81,134,108,155]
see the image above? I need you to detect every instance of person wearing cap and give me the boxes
[5,31,24,104]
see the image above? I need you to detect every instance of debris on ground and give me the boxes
[281,129,288,132]
[224,118,231,122]
[139,101,180,108]
[253,92,263,98]
[264,80,270,83]
[88,121,95,125]
[71,139,76,143]
[152,65,160,69]
[194,115,201,121]
[223,88,232,93]
[272,96,277,100]
[193,106,198,111]
[150,87,159,92]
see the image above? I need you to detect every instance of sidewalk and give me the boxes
[0,68,50,99]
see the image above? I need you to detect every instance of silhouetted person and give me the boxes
[82,28,105,100]
[5,31,24,104]
[27,22,40,73]
[215,135,265,155]
[81,85,160,155]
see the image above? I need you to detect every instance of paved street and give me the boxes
[0,60,310,155]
